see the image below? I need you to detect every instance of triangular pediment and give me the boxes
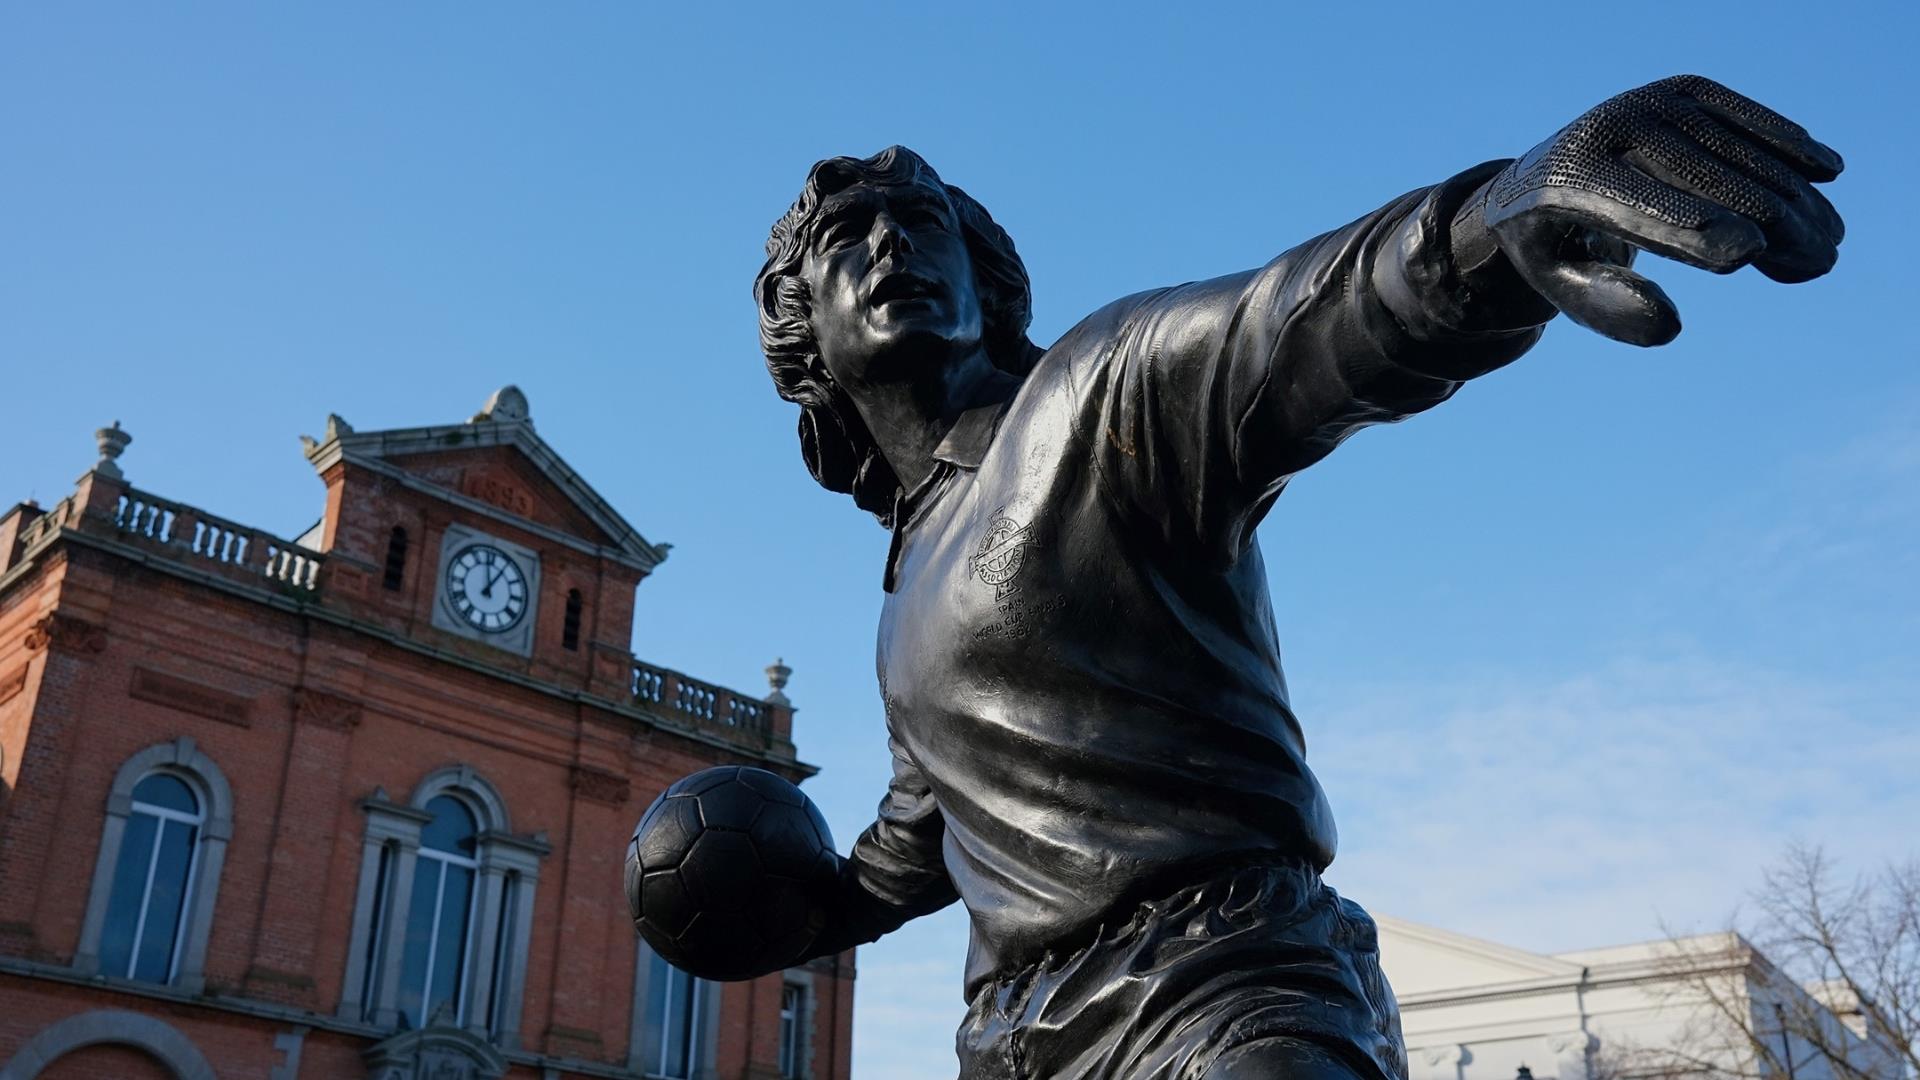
[1375,913,1585,997]
[381,444,611,543]
[302,386,668,573]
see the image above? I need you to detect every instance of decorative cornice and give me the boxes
[568,765,631,807]
[23,612,107,655]
[291,687,363,731]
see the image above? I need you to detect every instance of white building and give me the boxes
[1377,917,1901,1080]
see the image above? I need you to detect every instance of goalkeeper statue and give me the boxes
[738,76,1842,1080]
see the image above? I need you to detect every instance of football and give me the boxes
[624,765,839,981]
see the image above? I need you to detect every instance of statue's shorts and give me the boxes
[956,862,1407,1080]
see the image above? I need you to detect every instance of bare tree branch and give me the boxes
[1630,845,1916,1080]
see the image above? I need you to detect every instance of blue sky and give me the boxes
[3,3,1915,1077]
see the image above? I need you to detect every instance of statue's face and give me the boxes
[799,180,985,390]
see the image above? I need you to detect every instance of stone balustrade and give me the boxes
[111,487,325,593]
[629,660,775,746]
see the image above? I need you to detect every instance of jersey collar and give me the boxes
[931,396,1013,471]
[884,396,1014,593]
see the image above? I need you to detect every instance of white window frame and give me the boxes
[335,764,547,1051]
[110,777,206,983]
[74,737,234,994]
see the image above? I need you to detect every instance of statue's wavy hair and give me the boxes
[755,146,1042,527]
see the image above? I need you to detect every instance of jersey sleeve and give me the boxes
[1088,162,1550,559]
[807,735,959,956]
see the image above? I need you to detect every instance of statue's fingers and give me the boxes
[1669,108,1847,244]
[1749,201,1840,284]
[1623,142,1838,283]
[1663,75,1844,182]
[1804,182,1845,246]
[1494,212,1682,347]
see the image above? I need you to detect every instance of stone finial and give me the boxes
[93,420,131,477]
[323,413,354,440]
[765,657,793,706]
[472,385,532,427]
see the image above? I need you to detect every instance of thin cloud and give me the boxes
[1313,651,1919,954]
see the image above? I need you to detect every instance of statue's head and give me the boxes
[755,146,1039,523]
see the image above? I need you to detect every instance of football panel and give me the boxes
[693,778,765,832]
[669,766,740,798]
[680,828,762,911]
[750,802,828,881]
[634,795,705,871]
[736,766,805,807]
[637,868,699,939]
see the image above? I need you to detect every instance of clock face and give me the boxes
[443,544,529,633]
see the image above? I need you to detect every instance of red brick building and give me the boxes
[0,388,855,1080]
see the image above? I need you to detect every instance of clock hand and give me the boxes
[480,560,510,599]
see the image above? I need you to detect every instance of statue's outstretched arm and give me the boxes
[1083,163,1546,557]
[1086,76,1839,559]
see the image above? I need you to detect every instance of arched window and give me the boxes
[383,526,409,592]
[76,738,234,994]
[98,773,203,984]
[338,765,548,1048]
[396,795,480,1028]
[561,588,583,651]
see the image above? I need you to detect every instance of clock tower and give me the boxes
[297,385,678,701]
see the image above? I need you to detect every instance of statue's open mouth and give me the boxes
[870,272,939,305]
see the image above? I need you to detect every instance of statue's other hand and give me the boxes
[1480,74,1845,347]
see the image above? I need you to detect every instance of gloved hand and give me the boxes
[1458,75,1845,347]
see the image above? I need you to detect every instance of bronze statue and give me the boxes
[636,75,1847,1080]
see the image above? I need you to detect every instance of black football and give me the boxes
[624,765,838,981]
